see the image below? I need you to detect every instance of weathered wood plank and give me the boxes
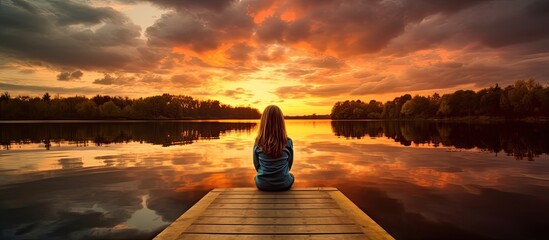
[201,209,346,217]
[177,234,368,240]
[208,203,339,209]
[153,191,220,240]
[217,194,329,199]
[328,191,394,240]
[212,198,335,204]
[184,224,363,234]
[193,216,355,225]
[212,187,338,192]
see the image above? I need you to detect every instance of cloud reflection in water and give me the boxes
[0,120,548,239]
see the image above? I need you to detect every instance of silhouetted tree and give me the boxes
[42,92,51,102]
[0,92,10,102]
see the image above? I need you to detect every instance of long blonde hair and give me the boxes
[255,105,288,157]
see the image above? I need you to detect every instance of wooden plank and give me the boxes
[177,234,367,240]
[217,194,329,199]
[328,191,394,240]
[219,191,331,195]
[212,198,335,204]
[184,224,363,234]
[153,191,221,240]
[201,209,346,217]
[207,203,339,209]
[212,187,338,192]
[193,217,355,225]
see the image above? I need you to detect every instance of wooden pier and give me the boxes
[154,187,394,240]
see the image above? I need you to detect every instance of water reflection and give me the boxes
[0,121,256,149]
[0,120,548,239]
[58,157,83,169]
[0,166,210,239]
[331,120,549,160]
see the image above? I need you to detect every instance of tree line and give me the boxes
[0,93,261,120]
[331,79,549,119]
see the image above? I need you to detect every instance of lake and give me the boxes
[1,120,548,239]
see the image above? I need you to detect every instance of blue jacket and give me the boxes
[253,138,294,191]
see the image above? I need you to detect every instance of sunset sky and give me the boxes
[1,0,548,115]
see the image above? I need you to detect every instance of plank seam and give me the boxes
[215,198,333,199]
[195,216,350,218]
[208,203,336,204]
[191,223,357,226]
[181,232,364,235]
[206,208,341,210]
[199,216,346,218]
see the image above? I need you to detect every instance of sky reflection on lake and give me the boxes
[1,120,548,239]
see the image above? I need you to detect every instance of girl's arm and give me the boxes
[288,138,294,171]
[253,145,260,171]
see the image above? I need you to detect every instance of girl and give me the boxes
[253,105,294,191]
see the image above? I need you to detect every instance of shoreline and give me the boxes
[1,117,548,123]
[332,116,549,123]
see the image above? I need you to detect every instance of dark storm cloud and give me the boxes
[351,57,549,95]
[57,70,83,81]
[93,74,136,85]
[0,0,147,71]
[146,12,219,52]
[121,0,237,12]
[299,56,345,69]
[91,73,165,86]
[256,17,288,43]
[388,0,549,54]
[49,0,121,26]
[468,1,549,49]
[226,43,255,62]
[255,0,488,55]
[10,0,37,13]
[145,4,254,52]
[170,74,203,87]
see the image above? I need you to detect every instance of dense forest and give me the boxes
[0,93,260,120]
[331,79,549,119]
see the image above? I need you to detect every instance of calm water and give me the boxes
[1,120,548,239]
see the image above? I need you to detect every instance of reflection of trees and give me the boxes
[58,158,83,169]
[0,122,256,149]
[331,121,549,160]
